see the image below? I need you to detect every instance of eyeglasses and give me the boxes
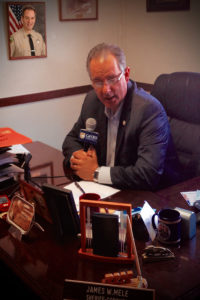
[92,71,123,88]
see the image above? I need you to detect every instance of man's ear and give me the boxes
[124,67,130,82]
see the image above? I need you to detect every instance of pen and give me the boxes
[75,181,85,194]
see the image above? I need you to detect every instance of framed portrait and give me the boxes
[59,0,98,21]
[7,2,47,60]
[146,0,190,12]
[20,180,53,224]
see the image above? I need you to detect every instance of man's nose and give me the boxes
[102,81,111,93]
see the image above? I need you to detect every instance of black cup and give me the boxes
[152,208,181,245]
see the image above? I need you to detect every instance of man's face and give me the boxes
[21,9,36,32]
[89,54,130,113]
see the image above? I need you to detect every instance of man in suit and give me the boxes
[62,43,180,190]
[10,5,46,57]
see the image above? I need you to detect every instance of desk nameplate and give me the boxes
[63,279,155,300]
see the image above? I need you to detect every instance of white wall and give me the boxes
[123,0,200,83]
[0,0,123,96]
[0,0,200,150]
[0,0,123,149]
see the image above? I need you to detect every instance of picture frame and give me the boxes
[146,0,190,12]
[20,180,53,224]
[7,194,35,235]
[7,1,47,60]
[59,0,98,21]
[30,162,54,185]
[42,183,80,238]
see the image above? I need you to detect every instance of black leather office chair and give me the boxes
[151,72,200,181]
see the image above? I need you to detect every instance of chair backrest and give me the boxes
[151,72,200,180]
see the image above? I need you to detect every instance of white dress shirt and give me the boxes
[98,102,123,185]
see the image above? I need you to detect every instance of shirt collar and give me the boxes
[104,100,124,120]
[21,27,34,38]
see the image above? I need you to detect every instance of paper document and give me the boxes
[8,144,30,154]
[140,201,157,241]
[181,190,200,206]
[64,181,120,211]
[0,152,18,166]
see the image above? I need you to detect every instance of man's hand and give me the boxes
[70,147,98,181]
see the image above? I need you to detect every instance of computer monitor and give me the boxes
[42,183,80,239]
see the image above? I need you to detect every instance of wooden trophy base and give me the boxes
[78,248,135,263]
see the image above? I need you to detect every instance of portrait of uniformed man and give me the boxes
[10,4,46,58]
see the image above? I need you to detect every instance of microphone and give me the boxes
[79,118,99,151]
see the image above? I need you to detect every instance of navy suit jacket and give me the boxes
[62,80,181,190]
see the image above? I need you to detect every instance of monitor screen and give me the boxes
[42,183,80,239]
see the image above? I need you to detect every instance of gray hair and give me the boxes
[86,43,126,77]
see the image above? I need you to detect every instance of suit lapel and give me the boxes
[96,106,107,165]
[115,81,135,164]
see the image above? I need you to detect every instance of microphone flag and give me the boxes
[79,118,99,150]
[79,129,98,146]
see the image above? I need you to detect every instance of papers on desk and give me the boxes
[0,152,18,166]
[64,181,120,211]
[0,128,31,181]
[0,143,30,187]
[8,144,30,155]
[181,190,200,206]
[140,201,157,241]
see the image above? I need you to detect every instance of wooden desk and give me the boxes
[1,142,200,300]
[25,141,70,187]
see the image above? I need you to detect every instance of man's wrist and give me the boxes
[93,167,100,183]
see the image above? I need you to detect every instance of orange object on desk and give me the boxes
[0,127,32,147]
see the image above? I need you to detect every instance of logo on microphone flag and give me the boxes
[79,129,98,145]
